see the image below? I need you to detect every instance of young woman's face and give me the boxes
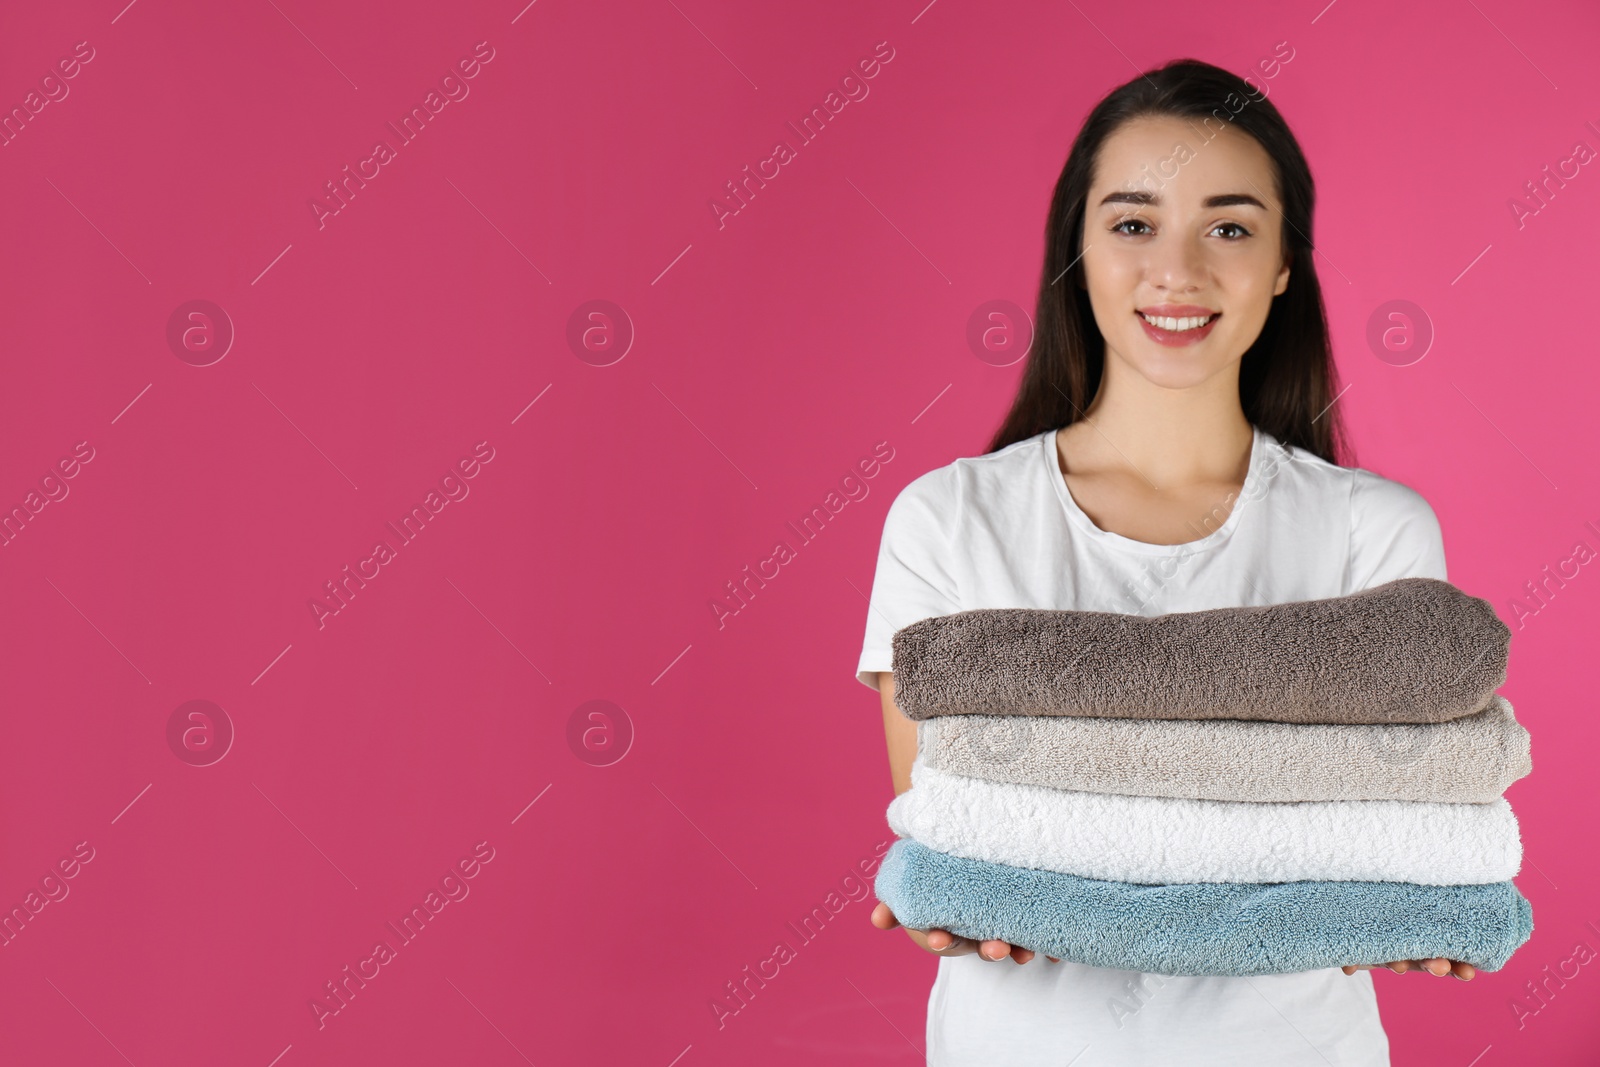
[1079,114,1291,389]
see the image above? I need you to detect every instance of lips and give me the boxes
[1138,305,1218,318]
[1135,308,1221,348]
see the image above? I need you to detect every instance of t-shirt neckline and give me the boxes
[1044,423,1266,556]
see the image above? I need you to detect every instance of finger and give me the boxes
[870,902,900,931]
[979,939,1012,961]
[1046,956,1061,963]
[924,928,956,951]
[1421,957,1452,977]
[1385,960,1411,974]
[1011,946,1036,965]
[1452,960,1477,982]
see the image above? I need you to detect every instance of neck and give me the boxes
[1067,360,1254,489]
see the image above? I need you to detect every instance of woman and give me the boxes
[856,58,1472,1065]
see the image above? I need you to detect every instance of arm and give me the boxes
[1339,472,1474,980]
[879,671,918,797]
[870,671,1060,965]
[858,474,1056,963]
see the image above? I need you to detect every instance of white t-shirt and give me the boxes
[855,422,1448,1067]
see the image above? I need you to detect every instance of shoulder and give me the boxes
[1252,430,1352,499]
[1346,465,1445,573]
[1347,466,1442,532]
[1320,448,1448,586]
[1253,429,1445,587]
[882,431,1048,531]
[1257,431,1437,522]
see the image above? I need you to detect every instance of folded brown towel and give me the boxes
[890,578,1509,724]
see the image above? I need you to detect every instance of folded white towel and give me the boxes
[888,760,1524,885]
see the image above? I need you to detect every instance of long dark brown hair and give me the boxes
[986,57,1352,466]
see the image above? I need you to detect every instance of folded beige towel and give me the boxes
[891,577,1509,724]
[918,694,1531,803]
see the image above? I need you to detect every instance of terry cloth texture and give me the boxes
[918,693,1532,803]
[874,838,1535,976]
[887,761,1524,885]
[890,577,1510,724]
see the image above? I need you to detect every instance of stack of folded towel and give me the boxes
[873,577,1535,977]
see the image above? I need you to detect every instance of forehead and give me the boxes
[1089,114,1278,209]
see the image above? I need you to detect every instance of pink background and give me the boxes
[0,0,1596,1063]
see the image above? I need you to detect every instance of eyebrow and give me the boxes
[1097,191,1268,210]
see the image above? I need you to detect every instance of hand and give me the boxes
[1341,958,1476,980]
[870,901,1061,964]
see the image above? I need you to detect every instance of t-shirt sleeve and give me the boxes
[854,467,962,691]
[1346,470,1448,593]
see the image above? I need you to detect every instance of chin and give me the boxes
[1117,347,1233,389]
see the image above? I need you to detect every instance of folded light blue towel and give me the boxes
[875,839,1534,976]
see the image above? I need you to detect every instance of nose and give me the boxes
[1145,231,1208,293]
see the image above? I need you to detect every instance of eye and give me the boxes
[1212,221,1252,239]
[1110,217,1152,236]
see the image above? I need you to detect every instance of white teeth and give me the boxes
[1140,312,1215,331]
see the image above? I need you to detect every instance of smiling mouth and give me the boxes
[1137,311,1221,332]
